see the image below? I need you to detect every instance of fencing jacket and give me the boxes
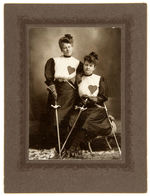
[44,56,82,86]
[77,73,108,106]
[53,56,79,80]
[78,74,101,97]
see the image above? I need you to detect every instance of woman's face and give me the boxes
[83,61,95,76]
[61,43,73,56]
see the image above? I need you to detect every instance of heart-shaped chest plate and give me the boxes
[67,66,75,75]
[88,85,97,94]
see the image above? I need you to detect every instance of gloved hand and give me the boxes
[47,84,57,100]
[52,91,57,101]
[81,95,89,105]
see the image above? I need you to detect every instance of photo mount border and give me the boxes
[5,4,146,193]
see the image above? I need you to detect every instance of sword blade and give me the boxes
[55,108,61,157]
[104,103,121,155]
[65,80,76,89]
[60,109,82,153]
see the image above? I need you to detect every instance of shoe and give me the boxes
[67,145,82,158]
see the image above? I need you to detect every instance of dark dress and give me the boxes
[69,73,112,145]
[44,56,83,142]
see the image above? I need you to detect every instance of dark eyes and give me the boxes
[62,45,71,49]
[85,64,93,67]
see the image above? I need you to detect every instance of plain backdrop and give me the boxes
[29,27,121,122]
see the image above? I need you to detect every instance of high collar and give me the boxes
[83,73,93,77]
[63,55,72,58]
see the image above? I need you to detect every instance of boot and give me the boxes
[68,129,86,158]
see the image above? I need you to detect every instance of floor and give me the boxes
[28,147,121,160]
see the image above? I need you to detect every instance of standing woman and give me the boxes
[44,34,83,151]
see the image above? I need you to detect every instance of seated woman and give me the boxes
[68,52,113,156]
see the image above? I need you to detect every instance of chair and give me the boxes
[87,114,121,155]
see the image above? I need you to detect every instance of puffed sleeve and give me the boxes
[44,58,55,86]
[44,58,58,100]
[97,76,108,105]
[75,61,84,85]
[76,61,83,74]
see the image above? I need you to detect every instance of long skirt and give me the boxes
[47,80,77,140]
[69,105,112,140]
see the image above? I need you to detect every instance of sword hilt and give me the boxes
[75,105,87,111]
[75,98,88,111]
[51,104,61,109]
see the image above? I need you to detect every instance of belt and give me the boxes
[55,78,76,89]
[55,78,66,82]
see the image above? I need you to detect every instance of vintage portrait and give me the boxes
[28,27,122,160]
[4,3,147,193]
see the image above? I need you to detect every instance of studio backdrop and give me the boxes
[28,27,121,146]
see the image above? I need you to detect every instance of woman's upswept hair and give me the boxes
[84,52,99,66]
[59,34,73,49]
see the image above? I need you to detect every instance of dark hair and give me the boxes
[59,34,73,49]
[84,52,99,66]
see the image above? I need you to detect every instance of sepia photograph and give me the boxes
[28,27,122,160]
[4,3,147,193]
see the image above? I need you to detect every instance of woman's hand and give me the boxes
[81,94,89,104]
[88,96,98,103]
[81,95,98,106]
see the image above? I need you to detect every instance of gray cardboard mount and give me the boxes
[4,4,147,193]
